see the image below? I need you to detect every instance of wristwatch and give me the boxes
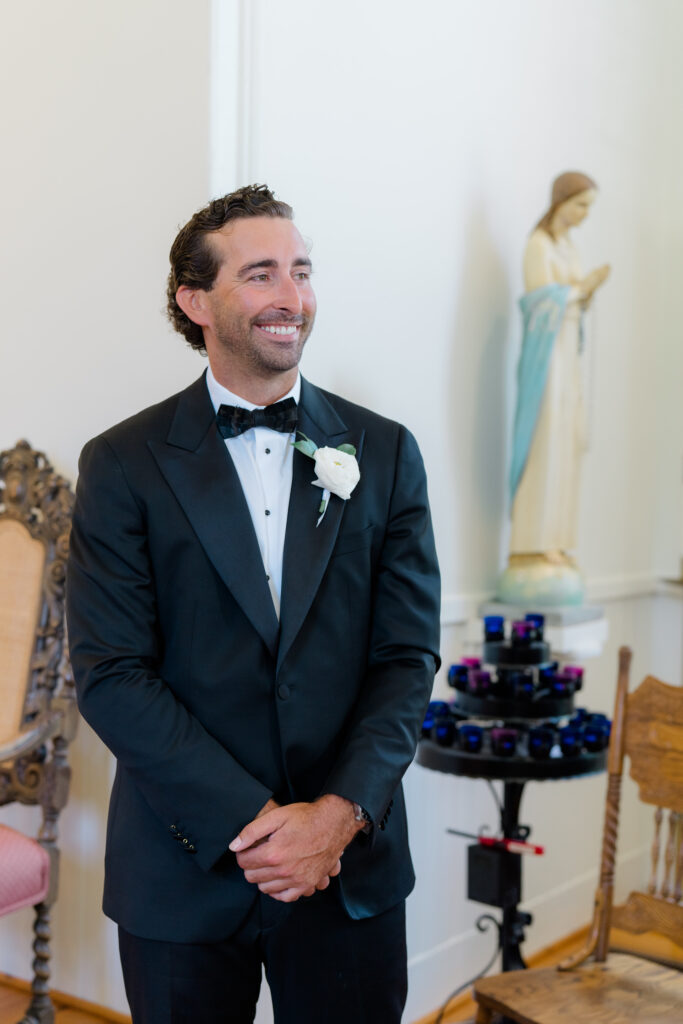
[353,803,372,832]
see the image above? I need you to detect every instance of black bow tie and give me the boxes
[216,397,298,439]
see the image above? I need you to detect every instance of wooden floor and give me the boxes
[0,974,130,1024]
[0,928,590,1024]
[0,989,107,1023]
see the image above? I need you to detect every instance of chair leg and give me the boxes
[18,902,55,1024]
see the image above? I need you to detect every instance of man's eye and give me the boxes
[294,271,311,280]
[251,273,269,282]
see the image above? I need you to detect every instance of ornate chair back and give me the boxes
[604,658,683,965]
[557,646,683,969]
[0,439,76,1024]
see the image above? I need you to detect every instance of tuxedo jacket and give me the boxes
[66,373,441,942]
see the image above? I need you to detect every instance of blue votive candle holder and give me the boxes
[559,725,583,757]
[459,724,484,754]
[582,721,610,752]
[484,615,505,641]
[434,716,457,747]
[528,726,555,759]
[448,664,469,690]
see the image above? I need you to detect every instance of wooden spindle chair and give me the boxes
[473,645,683,1024]
[0,440,77,1024]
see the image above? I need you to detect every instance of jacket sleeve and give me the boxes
[320,425,441,826]
[66,435,272,872]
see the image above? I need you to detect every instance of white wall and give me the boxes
[0,0,212,1013]
[0,1,681,1020]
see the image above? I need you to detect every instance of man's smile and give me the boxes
[257,324,299,336]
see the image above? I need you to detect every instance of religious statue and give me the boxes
[498,172,610,606]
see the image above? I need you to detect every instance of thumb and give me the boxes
[229,808,282,852]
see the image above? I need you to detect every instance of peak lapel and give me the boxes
[278,380,364,673]
[148,374,280,657]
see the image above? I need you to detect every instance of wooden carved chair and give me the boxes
[0,440,77,1024]
[473,646,683,1024]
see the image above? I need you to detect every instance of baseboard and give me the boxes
[410,924,590,1024]
[0,971,130,1023]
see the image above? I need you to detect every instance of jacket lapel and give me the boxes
[278,379,364,673]
[148,374,280,657]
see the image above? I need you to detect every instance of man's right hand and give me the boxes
[231,796,359,901]
[247,797,339,898]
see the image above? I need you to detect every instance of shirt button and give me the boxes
[265,509,271,516]
[277,684,291,700]
[265,448,271,454]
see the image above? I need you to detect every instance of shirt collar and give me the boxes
[205,364,300,414]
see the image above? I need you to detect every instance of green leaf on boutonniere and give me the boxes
[292,432,318,459]
[336,443,357,457]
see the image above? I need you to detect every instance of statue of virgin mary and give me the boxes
[498,172,610,605]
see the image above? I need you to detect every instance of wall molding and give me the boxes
[441,574,663,626]
[209,0,260,193]
[407,858,604,971]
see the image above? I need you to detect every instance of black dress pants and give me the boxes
[118,884,407,1023]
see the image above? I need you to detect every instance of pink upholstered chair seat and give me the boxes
[0,823,50,915]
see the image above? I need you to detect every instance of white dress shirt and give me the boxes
[205,365,300,620]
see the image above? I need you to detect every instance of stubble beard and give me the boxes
[213,309,315,377]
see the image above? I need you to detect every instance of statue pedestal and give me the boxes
[469,601,608,659]
[496,560,584,607]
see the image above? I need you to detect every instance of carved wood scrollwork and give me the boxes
[0,752,45,805]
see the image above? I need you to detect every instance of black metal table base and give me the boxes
[416,739,607,974]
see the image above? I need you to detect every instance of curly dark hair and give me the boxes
[166,184,294,351]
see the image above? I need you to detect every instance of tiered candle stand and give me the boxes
[417,614,609,972]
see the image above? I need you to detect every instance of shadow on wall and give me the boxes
[448,201,511,588]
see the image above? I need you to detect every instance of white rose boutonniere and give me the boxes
[292,433,360,526]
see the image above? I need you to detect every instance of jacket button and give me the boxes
[170,825,179,833]
[277,684,290,700]
[188,844,196,853]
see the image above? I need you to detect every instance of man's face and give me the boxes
[201,216,316,380]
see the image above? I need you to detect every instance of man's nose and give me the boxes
[273,275,303,312]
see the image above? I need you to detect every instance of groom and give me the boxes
[67,184,441,1023]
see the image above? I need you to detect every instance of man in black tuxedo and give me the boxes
[67,185,440,1023]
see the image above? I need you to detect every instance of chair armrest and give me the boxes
[0,710,63,762]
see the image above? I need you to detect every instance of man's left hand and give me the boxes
[229,794,364,902]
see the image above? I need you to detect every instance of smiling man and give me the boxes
[67,184,441,1023]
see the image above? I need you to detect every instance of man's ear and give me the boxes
[176,285,211,327]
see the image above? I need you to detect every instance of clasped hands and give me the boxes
[229,794,365,903]
[580,263,611,308]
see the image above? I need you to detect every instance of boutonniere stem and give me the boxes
[292,433,360,526]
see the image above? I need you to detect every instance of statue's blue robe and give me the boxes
[509,283,570,504]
